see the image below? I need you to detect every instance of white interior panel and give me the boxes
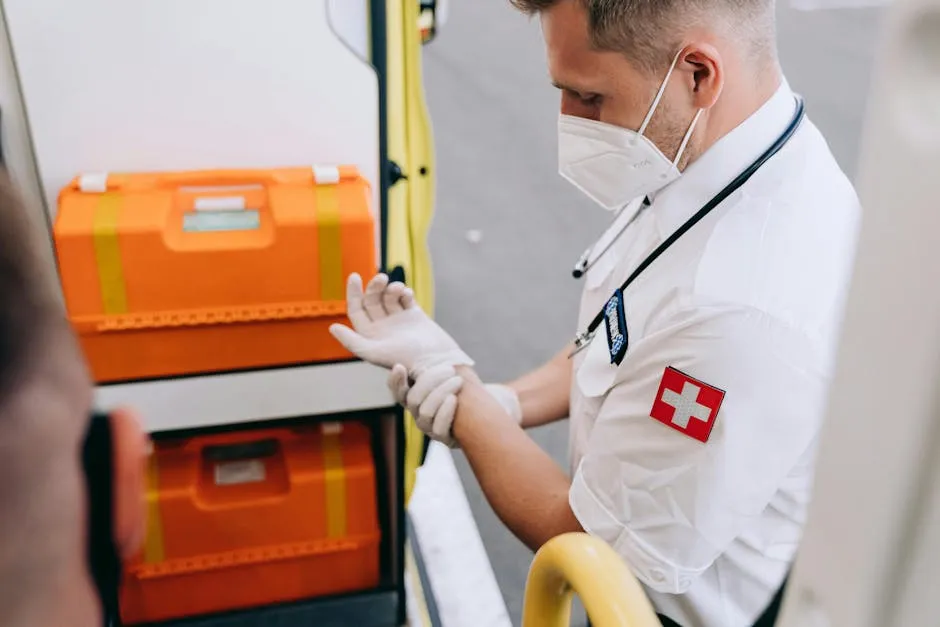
[0,7,48,235]
[2,0,380,226]
[96,361,395,433]
[328,0,371,61]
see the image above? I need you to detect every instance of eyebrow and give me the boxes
[551,80,596,97]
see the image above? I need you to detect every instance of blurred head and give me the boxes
[0,174,146,626]
[512,0,781,203]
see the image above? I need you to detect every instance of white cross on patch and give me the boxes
[650,367,725,443]
[660,381,711,429]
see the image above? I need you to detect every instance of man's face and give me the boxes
[541,0,694,164]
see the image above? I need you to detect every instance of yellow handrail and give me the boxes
[522,533,662,627]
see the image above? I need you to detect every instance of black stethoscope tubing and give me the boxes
[571,97,806,357]
[572,197,652,279]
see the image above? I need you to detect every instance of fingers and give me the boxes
[401,287,416,310]
[406,363,456,432]
[432,394,459,445]
[394,364,464,448]
[417,375,463,427]
[362,273,390,321]
[383,282,407,314]
[330,324,375,361]
[387,364,410,405]
[346,272,414,327]
[406,364,456,408]
[345,273,370,329]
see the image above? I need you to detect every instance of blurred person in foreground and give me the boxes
[0,174,147,627]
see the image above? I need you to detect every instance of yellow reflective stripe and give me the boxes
[315,185,344,301]
[92,193,127,314]
[144,455,165,564]
[322,431,347,538]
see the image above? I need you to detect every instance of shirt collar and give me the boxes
[650,79,798,236]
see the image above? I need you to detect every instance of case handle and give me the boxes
[73,165,356,193]
[155,169,309,189]
[203,438,279,462]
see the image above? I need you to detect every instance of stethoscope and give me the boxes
[572,196,652,279]
[570,97,806,360]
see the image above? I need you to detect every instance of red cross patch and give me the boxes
[649,367,725,443]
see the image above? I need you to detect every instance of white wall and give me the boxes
[778,0,940,624]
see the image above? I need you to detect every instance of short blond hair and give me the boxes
[510,0,776,74]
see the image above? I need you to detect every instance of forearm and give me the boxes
[452,373,583,551]
[507,343,574,429]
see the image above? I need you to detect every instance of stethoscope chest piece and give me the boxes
[572,251,590,279]
[572,196,650,281]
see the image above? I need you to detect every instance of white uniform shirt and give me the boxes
[567,82,860,627]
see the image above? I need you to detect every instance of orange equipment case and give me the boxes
[53,166,376,383]
[120,421,381,625]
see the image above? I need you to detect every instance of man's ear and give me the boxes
[111,407,148,560]
[680,44,724,110]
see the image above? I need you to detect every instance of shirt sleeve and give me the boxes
[569,305,828,594]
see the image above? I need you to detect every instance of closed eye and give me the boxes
[574,92,601,106]
[562,87,601,107]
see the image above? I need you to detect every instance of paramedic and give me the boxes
[329,0,861,625]
[0,174,148,627]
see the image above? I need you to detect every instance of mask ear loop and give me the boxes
[637,49,685,137]
[672,108,704,167]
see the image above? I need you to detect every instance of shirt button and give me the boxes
[652,570,666,583]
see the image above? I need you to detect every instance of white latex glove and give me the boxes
[387,364,523,448]
[329,273,474,373]
[388,363,464,447]
[483,383,524,424]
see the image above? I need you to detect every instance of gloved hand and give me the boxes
[329,273,474,374]
[387,363,523,448]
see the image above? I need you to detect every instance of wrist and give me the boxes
[455,365,482,385]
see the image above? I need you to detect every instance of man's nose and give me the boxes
[560,92,600,121]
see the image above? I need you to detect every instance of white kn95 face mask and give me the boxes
[558,51,704,211]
